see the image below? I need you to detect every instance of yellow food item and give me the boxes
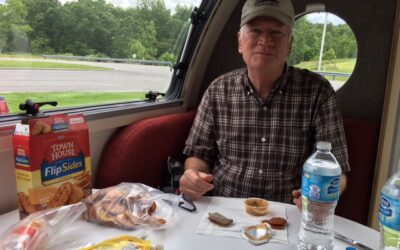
[80,235,163,250]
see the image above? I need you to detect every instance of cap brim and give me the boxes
[240,9,294,27]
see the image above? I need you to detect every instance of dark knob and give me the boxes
[19,99,58,116]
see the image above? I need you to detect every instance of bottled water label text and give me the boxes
[301,171,340,202]
[379,193,400,231]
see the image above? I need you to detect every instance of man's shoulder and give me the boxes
[289,66,334,91]
[290,66,327,81]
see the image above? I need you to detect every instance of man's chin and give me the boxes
[248,61,274,70]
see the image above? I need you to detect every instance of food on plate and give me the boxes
[82,184,167,230]
[241,223,271,245]
[262,217,287,230]
[208,212,233,226]
[244,198,269,216]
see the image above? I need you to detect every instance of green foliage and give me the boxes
[324,48,336,61]
[288,16,357,66]
[129,39,148,59]
[0,0,195,61]
[1,0,32,53]
[159,52,176,63]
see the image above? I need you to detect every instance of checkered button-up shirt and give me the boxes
[183,65,350,203]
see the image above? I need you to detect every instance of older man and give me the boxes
[180,0,349,209]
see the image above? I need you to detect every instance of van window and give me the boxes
[0,0,201,115]
[288,12,357,91]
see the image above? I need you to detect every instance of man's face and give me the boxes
[238,17,293,71]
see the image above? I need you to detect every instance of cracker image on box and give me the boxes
[13,114,92,218]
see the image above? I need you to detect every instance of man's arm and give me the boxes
[184,157,211,173]
[339,173,347,193]
[179,156,214,200]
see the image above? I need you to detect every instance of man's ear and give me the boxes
[238,31,243,54]
[287,35,294,56]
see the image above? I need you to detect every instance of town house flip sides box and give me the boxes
[13,114,92,218]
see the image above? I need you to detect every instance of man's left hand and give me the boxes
[292,189,302,211]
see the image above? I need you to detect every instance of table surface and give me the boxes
[0,196,379,249]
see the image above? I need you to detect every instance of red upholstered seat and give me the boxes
[95,111,196,189]
[335,118,380,225]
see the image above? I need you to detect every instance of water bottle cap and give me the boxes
[316,141,331,150]
[345,247,356,250]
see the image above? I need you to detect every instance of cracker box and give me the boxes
[13,114,92,218]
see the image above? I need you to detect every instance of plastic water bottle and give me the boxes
[297,141,342,250]
[379,167,400,250]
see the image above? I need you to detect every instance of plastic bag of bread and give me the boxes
[82,183,180,230]
[0,202,86,250]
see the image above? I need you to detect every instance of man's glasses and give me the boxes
[178,193,197,212]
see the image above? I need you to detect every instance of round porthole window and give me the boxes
[288,12,357,91]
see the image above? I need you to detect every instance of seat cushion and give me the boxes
[95,111,196,189]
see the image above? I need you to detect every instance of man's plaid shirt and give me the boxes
[183,65,350,203]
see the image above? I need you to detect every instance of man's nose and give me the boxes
[257,32,274,44]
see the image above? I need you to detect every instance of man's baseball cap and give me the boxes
[240,0,295,27]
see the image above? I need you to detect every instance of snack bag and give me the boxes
[0,203,86,250]
[82,183,180,230]
[13,114,92,218]
[79,235,163,250]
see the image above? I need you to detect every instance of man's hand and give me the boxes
[292,189,302,211]
[179,169,214,200]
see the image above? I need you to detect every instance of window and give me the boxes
[0,0,201,116]
[288,12,357,91]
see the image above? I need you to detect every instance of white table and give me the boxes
[0,197,379,249]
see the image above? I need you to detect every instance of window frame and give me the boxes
[0,0,217,126]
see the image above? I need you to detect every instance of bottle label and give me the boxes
[379,193,400,231]
[301,171,340,202]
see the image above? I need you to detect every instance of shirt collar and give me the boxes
[242,64,290,97]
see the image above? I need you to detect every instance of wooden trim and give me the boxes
[369,1,400,229]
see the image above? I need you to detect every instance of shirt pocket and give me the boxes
[269,127,311,176]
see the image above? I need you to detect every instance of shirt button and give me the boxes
[279,90,283,95]
[262,106,267,111]
[259,169,263,174]
[261,137,266,143]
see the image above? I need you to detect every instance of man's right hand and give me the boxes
[292,189,302,211]
[179,169,214,200]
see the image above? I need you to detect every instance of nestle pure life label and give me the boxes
[13,114,92,218]
[301,171,341,203]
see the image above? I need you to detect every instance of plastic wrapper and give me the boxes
[0,202,86,250]
[82,183,180,230]
[79,235,163,250]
